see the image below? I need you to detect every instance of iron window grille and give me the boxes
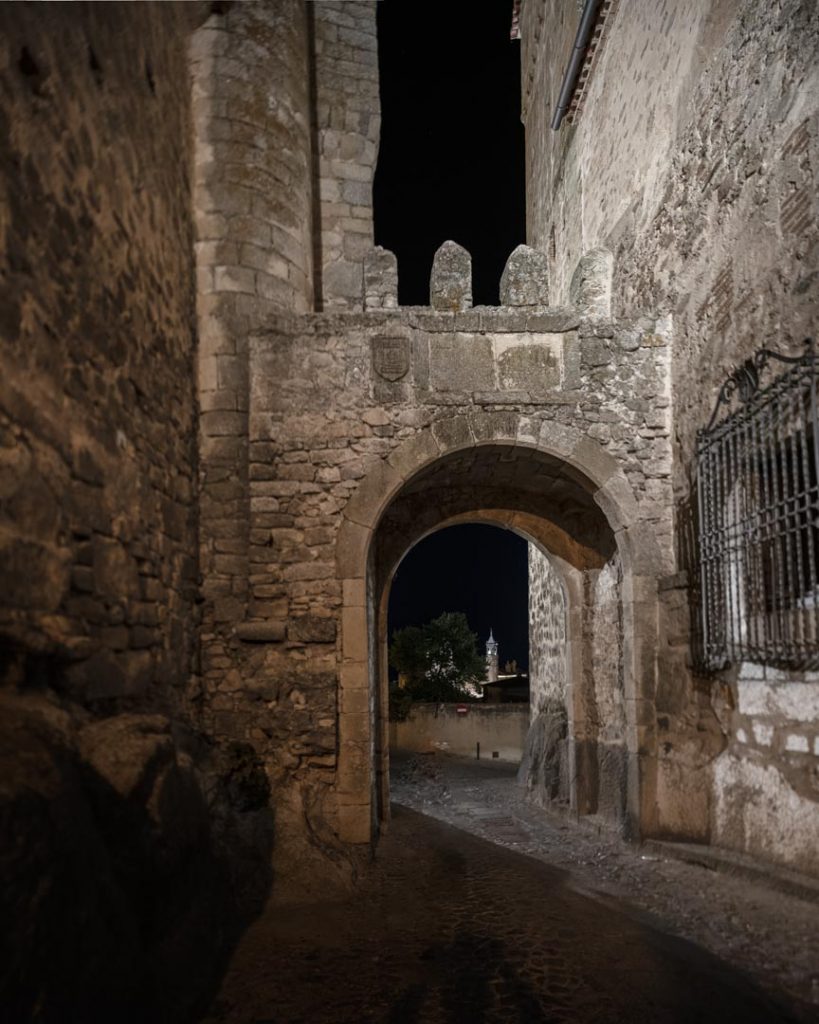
[696,338,819,671]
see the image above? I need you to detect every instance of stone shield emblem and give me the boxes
[372,335,410,382]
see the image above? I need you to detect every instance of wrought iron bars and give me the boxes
[696,339,819,670]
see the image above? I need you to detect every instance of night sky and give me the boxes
[374,3,529,670]
[388,525,530,671]
[373,0,525,306]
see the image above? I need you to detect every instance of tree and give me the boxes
[389,612,486,706]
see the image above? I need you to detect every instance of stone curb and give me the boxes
[642,840,819,904]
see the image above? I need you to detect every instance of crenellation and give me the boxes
[1,7,817,1015]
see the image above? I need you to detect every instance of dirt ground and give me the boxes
[200,752,818,1024]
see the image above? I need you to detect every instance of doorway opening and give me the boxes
[387,523,530,769]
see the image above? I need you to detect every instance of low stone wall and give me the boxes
[390,704,529,762]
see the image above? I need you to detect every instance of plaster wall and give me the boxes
[390,704,529,763]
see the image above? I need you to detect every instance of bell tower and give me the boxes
[485,629,499,683]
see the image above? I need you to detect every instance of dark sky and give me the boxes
[373,0,525,306]
[375,5,529,670]
[388,525,530,671]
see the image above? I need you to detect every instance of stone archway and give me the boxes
[334,412,662,845]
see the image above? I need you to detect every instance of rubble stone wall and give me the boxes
[197,298,672,857]
[0,6,272,1020]
[528,545,566,718]
[520,0,819,872]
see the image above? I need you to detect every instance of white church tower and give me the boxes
[485,629,499,683]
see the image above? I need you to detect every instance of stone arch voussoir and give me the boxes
[335,412,660,844]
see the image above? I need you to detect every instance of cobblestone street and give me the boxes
[201,754,817,1024]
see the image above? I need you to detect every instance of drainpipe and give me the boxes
[550,0,604,131]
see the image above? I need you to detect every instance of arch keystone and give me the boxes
[468,410,520,444]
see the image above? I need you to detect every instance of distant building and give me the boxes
[485,629,499,683]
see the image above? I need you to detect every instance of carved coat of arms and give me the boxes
[371,335,410,381]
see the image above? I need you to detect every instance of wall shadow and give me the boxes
[0,642,275,1024]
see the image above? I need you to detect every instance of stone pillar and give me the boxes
[313,1,380,310]
[430,240,472,311]
[191,0,315,721]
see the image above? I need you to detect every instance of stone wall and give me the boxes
[313,1,380,309]
[0,5,272,1019]
[198,279,672,855]
[520,0,819,871]
[191,0,315,682]
[584,557,627,824]
[522,546,570,808]
[528,545,566,716]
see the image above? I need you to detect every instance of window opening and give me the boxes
[696,339,819,670]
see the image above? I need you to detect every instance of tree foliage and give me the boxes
[389,612,485,709]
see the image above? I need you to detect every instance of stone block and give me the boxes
[429,333,494,392]
[341,604,368,662]
[386,430,440,480]
[363,246,398,309]
[565,437,619,489]
[236,621,286,643]
[537,420,582,459]
[336,802,371,844]
[526,308,581,332]
[569,248,613,317]
[342,458,401,528]
[500,244,549,305]
[342,578,366,607]
[495,335,560,390]
[468,410,520,444]
[323,260,363,307]
[335,518,371,578]
[288,615,337,644]
[340,660,368,693]
[594,473,640,531]
[430,240,472,311]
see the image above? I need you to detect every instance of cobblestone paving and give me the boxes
[391,752,819,1020]
[201,754,815,1024]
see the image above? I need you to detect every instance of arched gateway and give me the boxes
[335,413,663,845]
[199,240,677,876]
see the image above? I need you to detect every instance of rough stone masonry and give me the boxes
[0,1,817,1020]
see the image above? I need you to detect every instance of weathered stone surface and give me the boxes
[288,616,337,643]
[236,621,287,643]
[430,241,473,311]
[570,249,614,317]
[364,246,398,309]
[500,244,550,305]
